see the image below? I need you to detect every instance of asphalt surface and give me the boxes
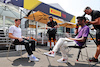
[0,41,100,67]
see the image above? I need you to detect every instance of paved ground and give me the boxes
[0,41,100,67]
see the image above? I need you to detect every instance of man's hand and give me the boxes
[54,26,57,28]
[76,24,79,29]
[22,36,29,40]
[91,26,94,30]
[86,18,99,25]
[48,27,52,29]
[46,27,52,29]
[26,37,29,40]
[85,20,90,23]
[18,38,23,42]
[54,25,59,28]
[68,37,75,40]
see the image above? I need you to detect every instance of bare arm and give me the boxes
[22,36,29,40]
[91,26,95,30]
[9,33,23,42]
[69,37,86,42]
[89,20,98,25]
[54,24,59,28]
[46,25,52,29]
[86,18,98,25]
[9,33,19,39]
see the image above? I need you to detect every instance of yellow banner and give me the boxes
[50,8,61,17]
[24,0,41,10]
[70,16,76,23]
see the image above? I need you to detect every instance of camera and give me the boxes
[82,13,91,26]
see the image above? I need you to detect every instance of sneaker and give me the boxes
[89,57,98,62]
[28,55,29,59]
[57,58,67,63]
[29,55,39,62]
[44,51,55,57]
[49,48,52,51]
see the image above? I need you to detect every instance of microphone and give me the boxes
[76,23,79,29]
[83,13,86,17]
[26,10,33,17]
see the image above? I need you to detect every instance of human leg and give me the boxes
[89,45,100,62]
[53,34,56,46]
[94,45,100,59]
[44,38,74,57]
[57,41,76,63]
[60,41,68,59]
[13,39,39,61]
[21,40,39,61]
[44,38,66,57]
[28,39,35,51]
[48,34,52,51]
[89,30,100,62]
[52,38,72,52]
[94,30,100,59]
[13,39,33,55]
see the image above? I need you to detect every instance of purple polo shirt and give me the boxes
[75,25,89,46]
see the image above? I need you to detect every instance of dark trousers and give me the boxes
[13,39,35,55]
[48,33,56,40]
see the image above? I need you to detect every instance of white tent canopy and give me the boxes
[0,6,20,18]
[0,3,21,30]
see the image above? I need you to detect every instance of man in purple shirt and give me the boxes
[75,25,89,46]
[44,16,89,63]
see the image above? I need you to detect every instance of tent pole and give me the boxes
[70,28,71,37]
[42,32,44,44]
[20,9,22,28]
[64,27,66,33]
[35,22,38,40]
[44,24,46,36]
[35,22,38,45]
[3,16,5,30]
[42,24,46,45]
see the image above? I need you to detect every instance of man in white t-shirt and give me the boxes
[9,19,39,62]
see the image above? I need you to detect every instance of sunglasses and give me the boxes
[77,20,82,22]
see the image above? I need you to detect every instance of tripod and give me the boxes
[88,28,97,45]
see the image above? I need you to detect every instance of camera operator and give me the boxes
[84,6,100,62]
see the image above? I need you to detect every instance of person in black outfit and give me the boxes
[84,7,100,62]
[46,16,59,51]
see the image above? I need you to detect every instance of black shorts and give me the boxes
[96,29,100,45]
[48,34,56,40]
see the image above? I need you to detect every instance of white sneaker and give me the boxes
[57,58,67,63]
[28,55,29,58]
[44,51,55,57]
[29,55,39,62]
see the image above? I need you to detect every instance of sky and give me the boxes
[39,0,100,20]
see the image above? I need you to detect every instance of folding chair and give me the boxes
[7,40,23,59]
[68,40,89,61]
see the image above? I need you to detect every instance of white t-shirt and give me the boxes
[9,25,22,41]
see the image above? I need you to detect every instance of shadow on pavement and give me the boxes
[12,57,35,66]
[67,62,100,67]
[48,65,67,67]
[36,46,74,58]
[0,50,26,57]
[89,61,100,67]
